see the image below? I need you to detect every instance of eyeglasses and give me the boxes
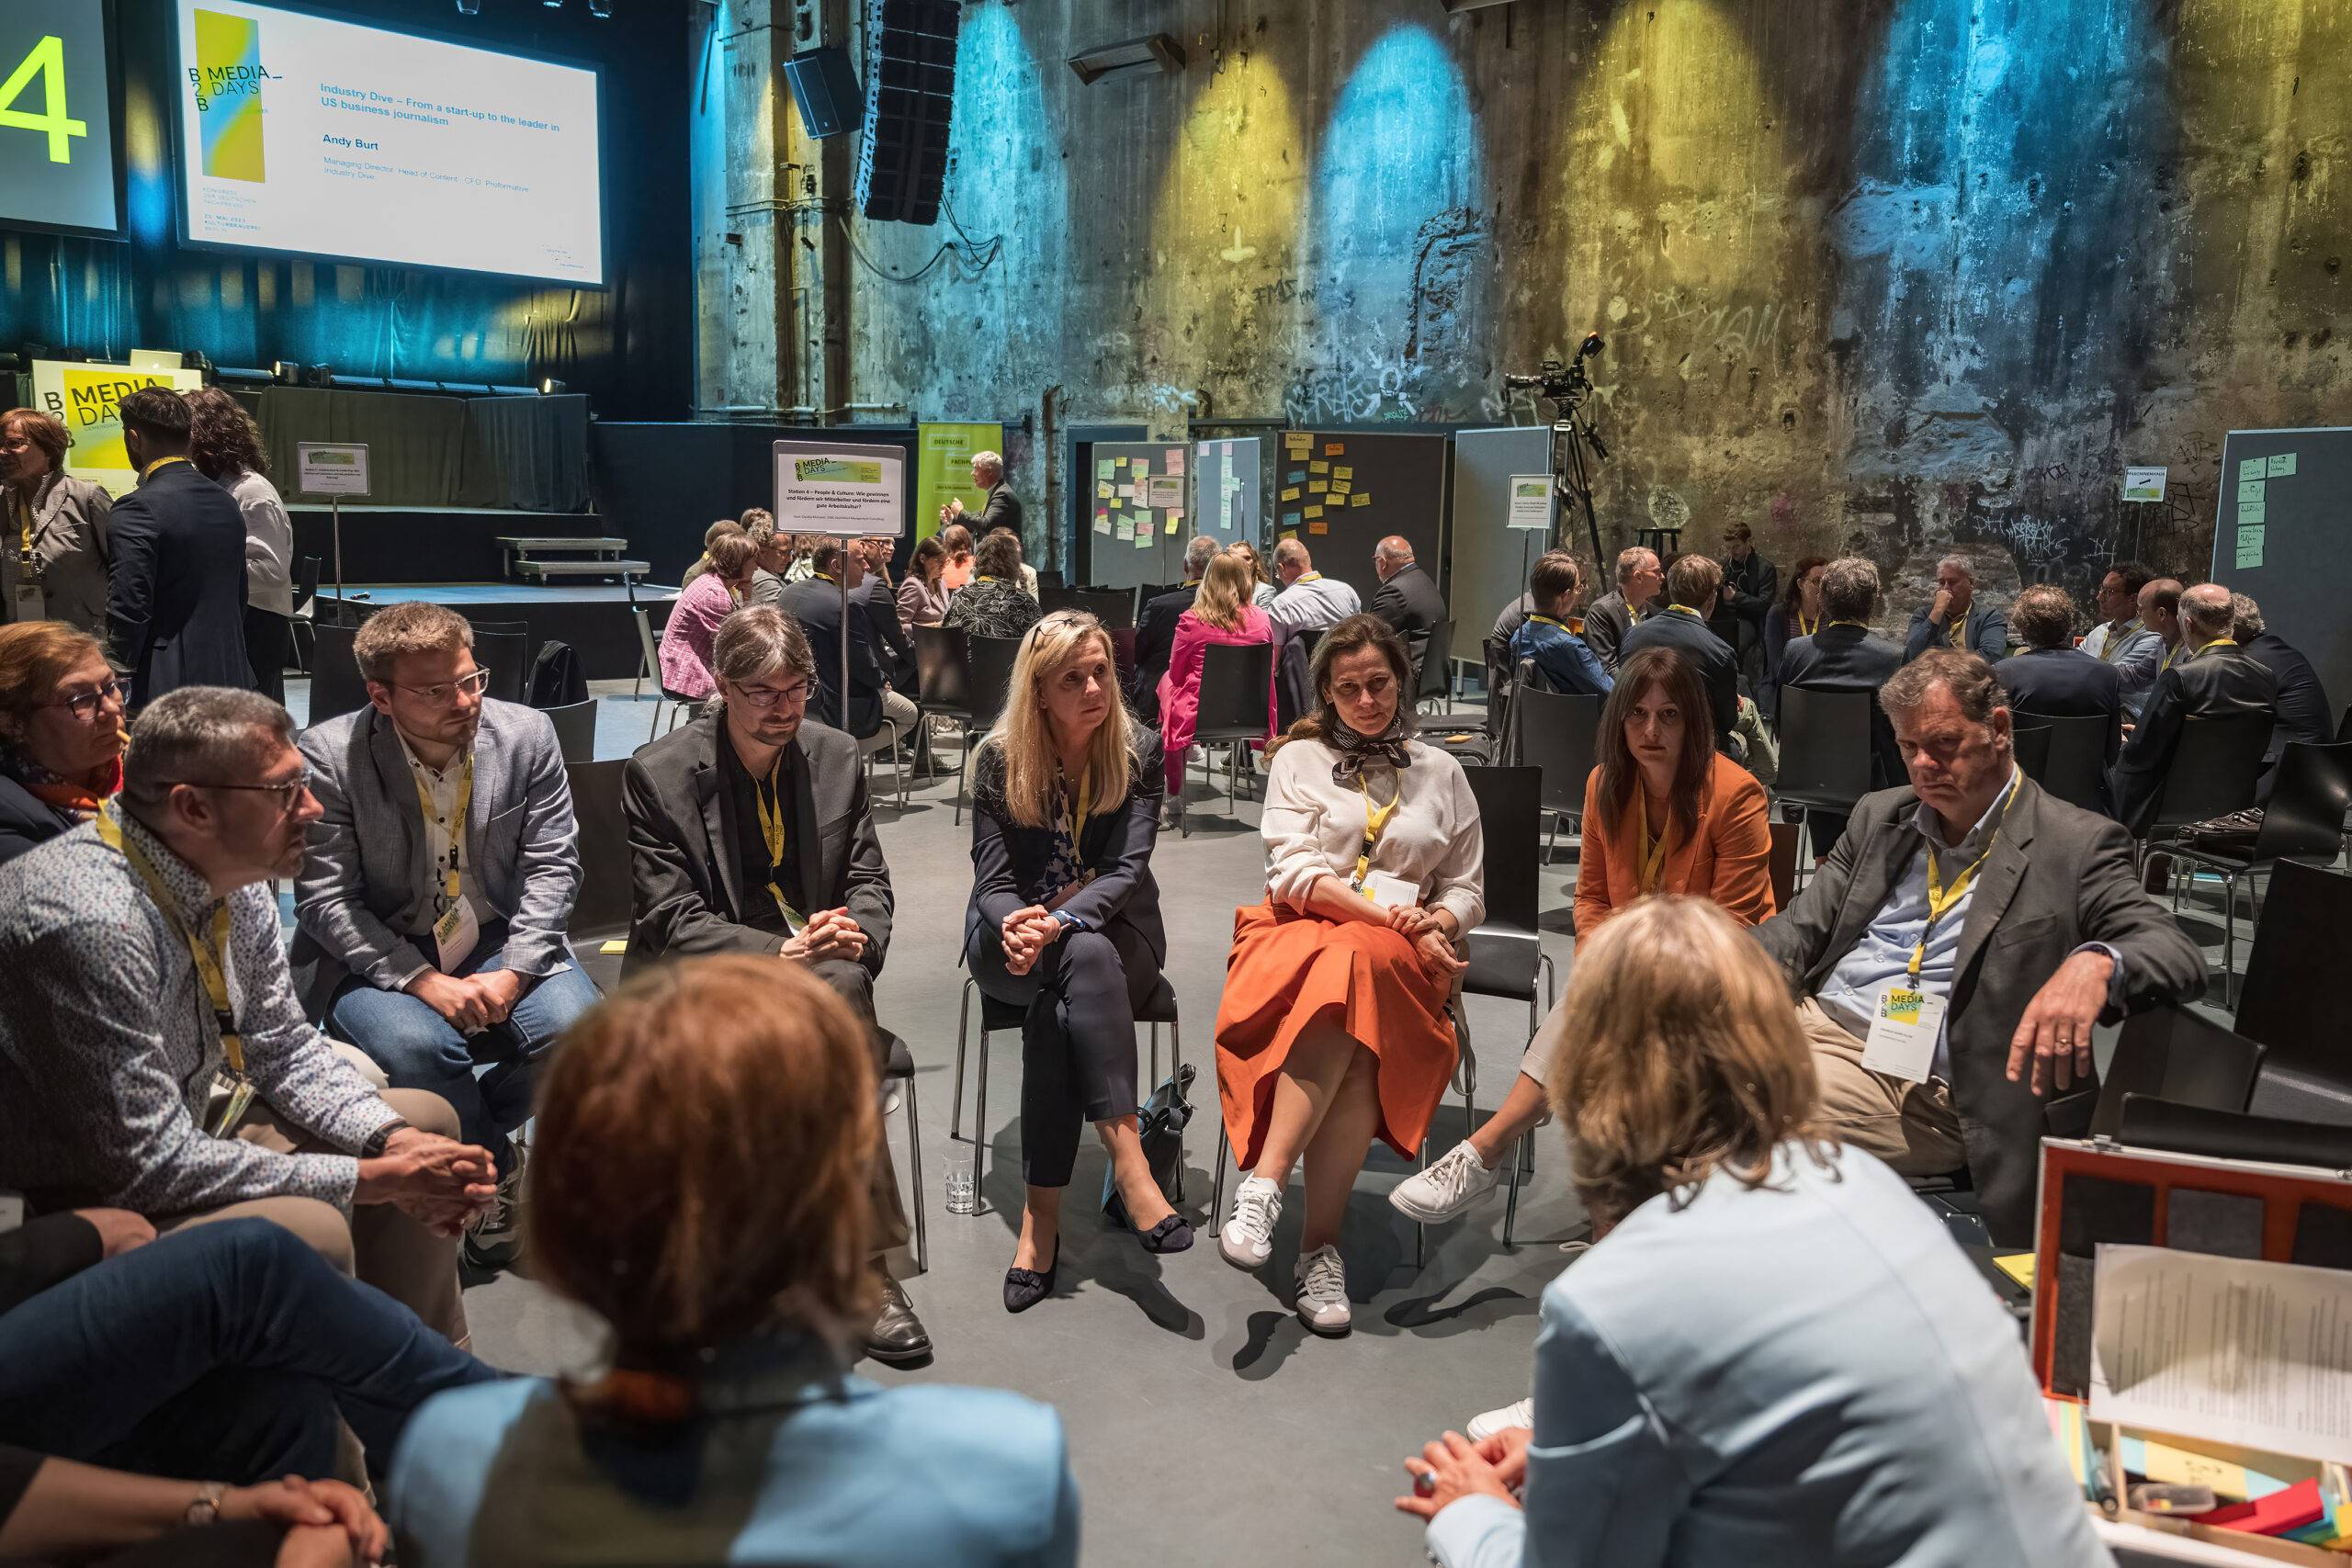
[730,678,813,712]
[164,776,313,816]
[386,669,492,706]
[43,679,125,721]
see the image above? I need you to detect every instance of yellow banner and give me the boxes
[30,360,205,497]
[915,422,1002,542]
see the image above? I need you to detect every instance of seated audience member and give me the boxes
[678,519,743,591]
[2233,592,2333,770]
[1268,538,1364,633]
[0,406,112,642]
[0,622,126,867]
[938,523,977,592]
[1995,584,2121,738]
[2082,560,2163,718]
[1229,539,1281,611]
[292,603,596,1272]
[387,956,1080,1568]
[1131,533,1216,722]
[106,388,253,711]
[1397,897,2108,1568]
[1369,535,1446,674]
[1393,648,1770,1227]
[1505,551,1611,696]
[1903,554,2009,664]
[1778,556,1905,852]
[742,514,790,606]
[2109,582,2278,835]
[621,608,929,1365]
[0,1214,492,1489]
[1489,590,1533,646]
[779,539,919,745]
[2139,575,2185,677]
[658,531,757,701]
[1757,649,2203,1246]
[943,530,1042,641]
[787,534,825,583]
[0,1447,381,1568]
[1619,552,1738,750]
[0,686,498,1342]
[1579,546,1662,675]
[1215,616,1483,1336]
[1712,521,1778,684]
[184,389,296,705]
[897,534,952,637]
[1157,550,1278,796]
[1758,553,1827,721]
[968,615,1187,1314]
[853,536,918,692]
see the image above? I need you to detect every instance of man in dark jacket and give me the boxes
[1579,545,1663,675]
[1621,552,1739,750]
[1994,585,2121,727]
[778,540,916,745]
[105,389,251,709]
[2109,582,2278,835]
[2233,592,2333,773]
[1130,534,1216,722]
[1368,535,1446,676]
[1778,557,1905,855]
[942,449,1024,544]
[1712,521,1779,684]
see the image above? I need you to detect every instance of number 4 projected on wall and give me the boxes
[0,34,88,163]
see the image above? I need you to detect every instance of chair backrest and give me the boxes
[542,697,598,763]
[2009,721,2051,786]
[2009,709,2110,815]
[291,556,322,617]
[471,630,529,705]
[1510,683,1603,818]
[1193,639,1277,742]
[967,634,1025,730]
[306,621,371,725]
[1071,586,1135,630]
[1459,765,1544,937]
[1482,634,1515,738]
[563,758,633,935]
[1415,618,1455,703]
[1774,686,1876,809]
[913,623,974,715]
[1768,818,1801,909]
[2089,1005,2265,1138]
[1034,568,1065,592]
[2144,714,2274,832]
[2250,739,2352,863]
[630,604,662,680]
[2337,704,2352,745]
[2235,860,2352,1086]
[467,619,531,637]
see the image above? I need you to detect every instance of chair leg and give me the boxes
[950,978,972,1142]
[1502,1130,1528,1249]
[2222,871,2239,1010]
[1213,1124,1230,1225]
[973,1022,990,1213]
[956,725,975,826]
[1170,1013,1186,1203]
[903,1071,928,1273]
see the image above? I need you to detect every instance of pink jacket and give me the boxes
[657,572,736,699]
[1156,605,1277,793]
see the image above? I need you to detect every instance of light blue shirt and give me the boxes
[2081,620,2162,717]
[1508,617,1613,697]
[1424,1144,2113,1568]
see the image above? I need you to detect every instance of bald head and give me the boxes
[1273,537,1314,584]
[2179,581,2233,643]
[2139,577,2184,644]
[1374,536,1414,582]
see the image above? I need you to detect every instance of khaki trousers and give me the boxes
[158,1088,469,1349]
[1800,998,1968,1177]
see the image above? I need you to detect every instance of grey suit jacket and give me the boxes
[1753,776,2203,1246]
[620,712,892,982]
[290,700,582,1018]
[1904,603,2009,664]
[2,473,112,639]
[1579,591,1638,674]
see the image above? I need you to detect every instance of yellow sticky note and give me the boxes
[599,939,628,955]
[1163,516,1178,536]
[1309,480,1329,495]
[1308,521,1329,536]
[1329,483,1351,497]
[1284,433,1312,450]
[1096,482,1112,499]
[1325,442,1344,456]
[1304,504,1323,519]
[1334,466,1354,480]
[1351,492,1372,507]
[1992,1252,2035,1290]
[1310,460,1329,474]
[1279,529,1298,542]
[1114,455,1130,466]
[1280,487,1301,502]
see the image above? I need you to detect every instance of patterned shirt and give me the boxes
[0,816,398,1216]
[942,578,1042,641]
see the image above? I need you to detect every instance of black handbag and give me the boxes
[1102,1062,1194,1225]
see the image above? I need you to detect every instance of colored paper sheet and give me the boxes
[2045,1398,2093,1492]
[1114,517,1134,541]
[1304,504,1323,519]
[2120,1436,2296,1501]
[1308,521,1329,536]
[1164,516,1179,536]
[599,939,628,954]
[2237,526,2266,569]
[1096,482,1112,500]
[1279,529,1298,543]
[1351,492,1372,507]
[1136,525,1152,549]
[1217,493,1234,531]
[1168,450,1186,475]
[2240,499,2266,525]
[1287,469,1307,484]
[1334,466,1354,480]
[1114,455,1130,466]
[1133,459,1151,478]
[1309,481,1328,496]
[1148,475,1183,509]
[2238,479,2266,505]
[1281,487,1301,502]
[1220,441,1234,457]
[1324,443,1344,456]
[1330,481,1351,496]
[2240,457,2267,481]
[1310,460,1329,474]
[1093,511,1111,535]
[1993,1252,2036,1289]
[2269,452,2297,478]
[1095,458,1113,480]
[1282,512,1302,527]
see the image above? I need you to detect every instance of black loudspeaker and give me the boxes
[783,46,862,139]
[855,0,959,225]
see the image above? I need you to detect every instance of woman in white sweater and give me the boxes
[1211,614,1484,1336]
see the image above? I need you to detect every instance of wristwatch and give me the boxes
[185,1481,226,1526]
[362,1119,411,1157]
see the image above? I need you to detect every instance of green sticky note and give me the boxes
[2269,452,2298,479]
[1136,525,1152,548]
[1095,459,1113,481]
[2240,499,2266,525]
[2235,525,2265,569]
[2240,457,2267,481]
[2238,479,2266,506]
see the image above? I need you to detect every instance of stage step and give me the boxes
[515,558,650,581]
[497,535,630,553]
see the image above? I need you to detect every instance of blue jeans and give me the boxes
[0,1218,496,1482]
[329,927,600,1170]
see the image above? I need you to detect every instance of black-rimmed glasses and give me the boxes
[43,679,124,721]
[729,678,813,712]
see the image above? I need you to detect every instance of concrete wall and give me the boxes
[709,0,2346,604]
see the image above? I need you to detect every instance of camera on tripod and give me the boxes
[1503,333,1605,404]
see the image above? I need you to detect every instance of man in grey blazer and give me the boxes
[1578,544,1662,675]
[620,604,931,1367]
[292,603,596,1270]
[1755,649,2204,1247]
[1902,555,2009,664]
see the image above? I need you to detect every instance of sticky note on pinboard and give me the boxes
[1334,466,1354,480]
[1096,481,1112,499]
[2237,526,2266,569]
[1163,516,1179,536]
[1309,480,1328,494]
[1095,459,1114,480]
[1307,521,1328,536]
[1310,460,1329,474]
[1287,469,1307,485]
[1351,492,1372,507]
[2240,457,2267,481]
[1281,487,1301,502]
[1279,529,1298,543]
[2241,499,2266,525]
[1114,455,1130,466]
[2270,452,2298,478]
[1282,511,1302,527]
[1304,504,1323,519]
[1325,442,1344,456]
[1330,483,1351,497]
[2238,479,2266,505]
[1136,526,1152,548]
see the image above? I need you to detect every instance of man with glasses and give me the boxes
[621,605,933,1368]
[290,602,594,1275]
[0,685,496,1344]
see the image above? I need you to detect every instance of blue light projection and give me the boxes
[1311,22,1480,270]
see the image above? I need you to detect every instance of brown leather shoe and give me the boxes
[863,1274,932,1366]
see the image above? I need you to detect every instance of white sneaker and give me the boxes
[1388,1139,1501,1223]
[1220,1174,1282,1269]
[1466,1397,1534,1443]
[1294,1244,1351,1336]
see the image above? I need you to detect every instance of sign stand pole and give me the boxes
[839,568,851,740]
[332,495,345,604]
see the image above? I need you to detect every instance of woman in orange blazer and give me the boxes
[1389,646,1775,1224]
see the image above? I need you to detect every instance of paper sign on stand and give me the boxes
[2120,467,2167,503]
[296,443,372,601]
[1508,475,1555,532]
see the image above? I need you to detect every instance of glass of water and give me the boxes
[944,1148,978,1216]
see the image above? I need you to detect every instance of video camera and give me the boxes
[1503,333,1605,404]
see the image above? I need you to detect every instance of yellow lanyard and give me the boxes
[1634,791,1673,895]
[1911,766,2022,978]
[1826,619,1870,631]
[1947,615,1967,648]
[1351,777,1402,894]
[9,488,30,556]
[752,756,802,928]
[1528,614,1568,631]
[140,456,190,479]
[1667,604,1704,620]
[1065,767,1093,849]
[2195,637,2236,656]
[95,805,251,1122]
[1796,611,1819,637]
[1296,571,1323,585]
[409,752,473,911]
[2096,619,2141,662]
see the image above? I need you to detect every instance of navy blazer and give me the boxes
[2243,631,2333,761]
[1130,583,1199,698]
[1369,562,1446,673]
[1995,646,2122,722]
[2109,645,2278,834]
[105,461,252,709]
[965,731,1166,965]
[0,773,77,871]
[778,577,886,739]
[1622,606,1739,746]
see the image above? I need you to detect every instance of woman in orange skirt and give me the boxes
[1213,615,1485,1337]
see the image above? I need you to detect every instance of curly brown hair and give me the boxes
[182,388,267,482]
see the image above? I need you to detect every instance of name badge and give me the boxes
[433,895,481,974]
[1358,869,1419,910]
[10,580,42,625]
[1860,982,1947,1084]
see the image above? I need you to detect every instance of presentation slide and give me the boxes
[172,0,603,285]
[0,0,120,236]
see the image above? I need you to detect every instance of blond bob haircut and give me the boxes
[1547,896,1830,1230]
[531,955,879,1367]
[1192,550,1257,632]
[985,611,1136,830]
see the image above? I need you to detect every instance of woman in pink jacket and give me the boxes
[658,532,758,699]
[1157,548,1278,795]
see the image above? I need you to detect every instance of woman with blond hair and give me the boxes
[967,611,1185,1313]
[0,620,126,866]
[1156,548,1278,796]
[1396,897,2102,1568]
[388,955,1080,1566]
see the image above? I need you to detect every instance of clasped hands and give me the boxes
[1395,1428,1528,1522]
[779,908,869,966]
[355,1127,500,1237]
[1385,901,1466,982]
[405,968,526,1034]
[999,904,1067,978]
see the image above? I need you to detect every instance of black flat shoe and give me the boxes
[864,1276,933,1365]
[1136,1213,1193,1254]
[1003,1242,1059,1314]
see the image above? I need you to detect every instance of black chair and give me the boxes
[2009,722,2051,787]
[2136,715,2275,887]
[1458,766,1559,1247]
[2164,739,2352,1004]
[949,976,1183,1214]
[543,697,598,763]
[913,623,975,780]
[1775,686,1877,864]
[1414,619,1456,711]
[1176,639,1275,834]
[470,630,529,705]
[2336,704,2352,745]
[2010,709,2111,815]
[562,758,633,991]
[2088,1005,2265,1139]
[305,622,371,726]
[1034,568,1065,592]
[467,619,530,638]
[2234,860,2352,1126]
[953,635,1023,825]
[1041,585,1134,630]
[2119,1096,2352,1168]
[290,555,323,618]
[1510,684,1603,859]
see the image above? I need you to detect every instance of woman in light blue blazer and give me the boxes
[388,955,1080,1568]
[1398,897,2108,1568]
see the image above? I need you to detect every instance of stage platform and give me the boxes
[291,506,618,586]
[322,581,676,682]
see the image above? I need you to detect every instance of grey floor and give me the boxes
[281,677,2261,1566]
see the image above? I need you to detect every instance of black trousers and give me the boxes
[967,916,1159,1189]
[242,604,290,703]
[809,957,913,1255]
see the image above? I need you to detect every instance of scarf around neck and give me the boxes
[1327,712,1411,783]
[0,740,119,819]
